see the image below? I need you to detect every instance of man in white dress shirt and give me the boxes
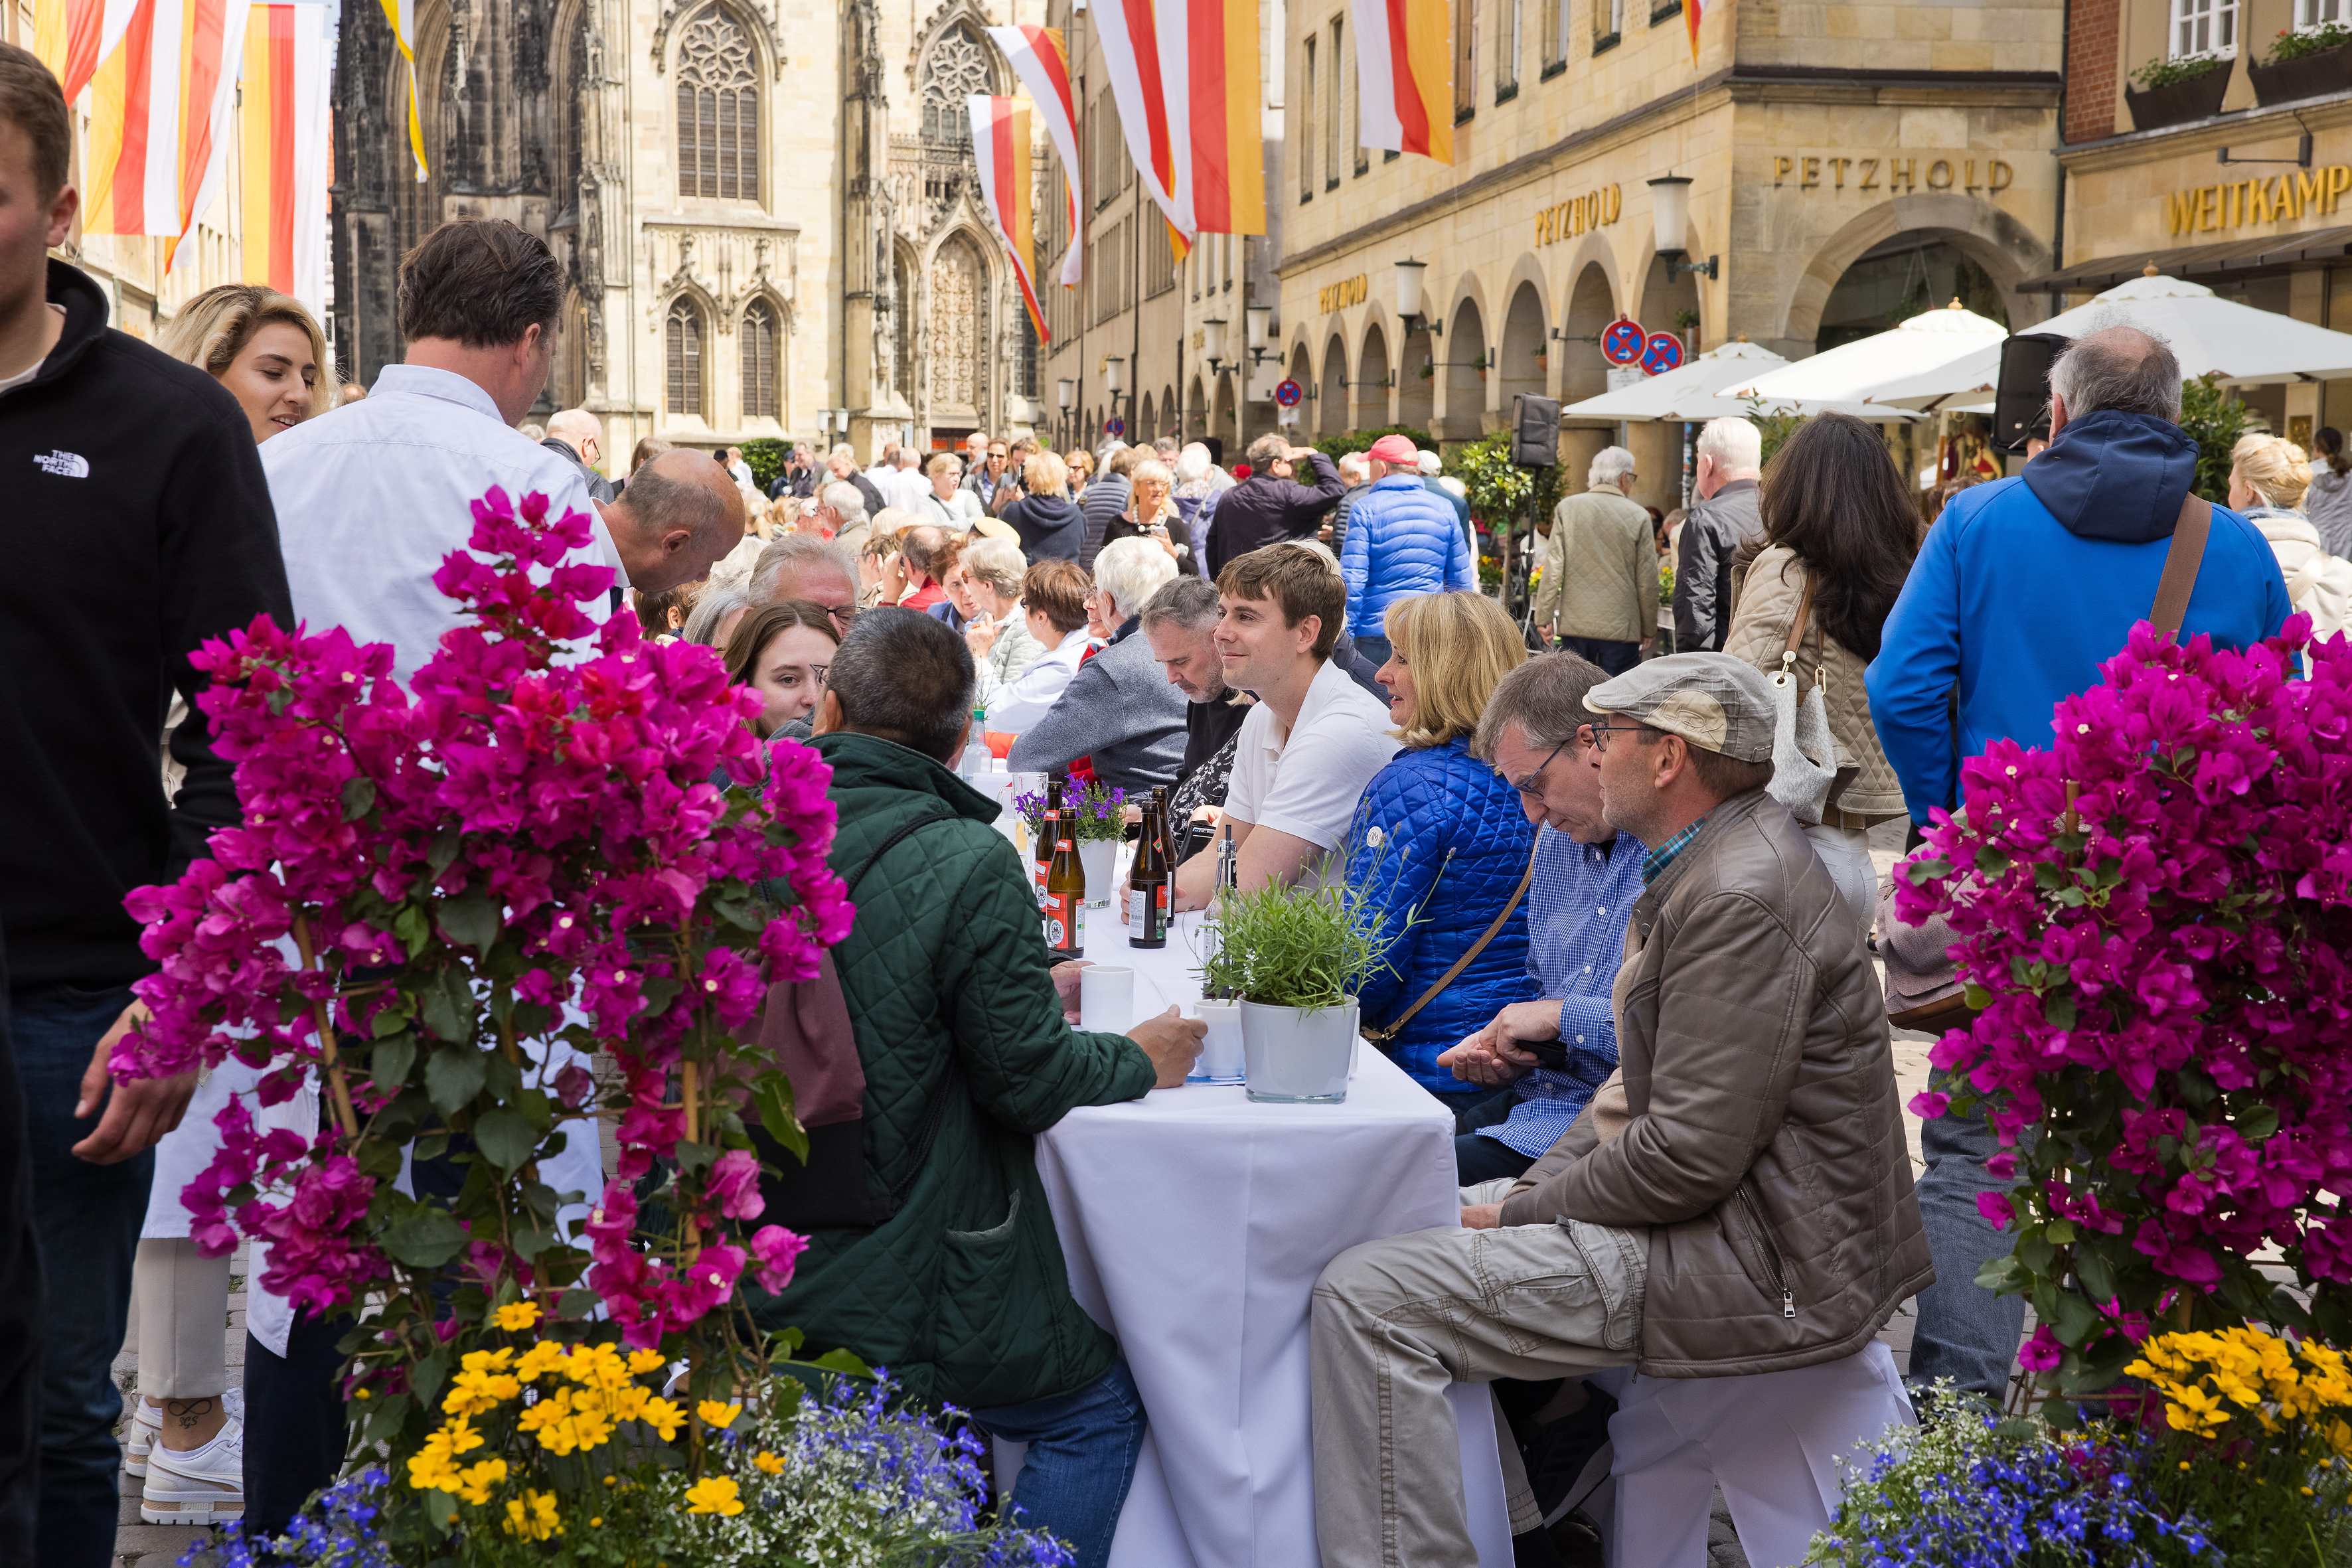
[1172,542,1396,905]
[262,218,626,684]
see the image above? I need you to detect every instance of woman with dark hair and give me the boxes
[2308,426,2352,558]
[1721,412,1918,935]
[722,600,842,740]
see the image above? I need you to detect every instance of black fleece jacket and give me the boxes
[0,261,292,988]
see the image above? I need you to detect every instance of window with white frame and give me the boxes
[1497,0,1522,97]
[1300,35,1317,200]
[2297,0,2345,27]
[2173,0,2236,56]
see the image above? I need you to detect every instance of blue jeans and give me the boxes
[1559,636,1640,676]
[970,1358,1146,1568]
[1907,1111,2028,1399]
[243,1314,351,1537]
[1452,1087,1537,1184]
[0,983,45,1568]
[14,982,145,1568]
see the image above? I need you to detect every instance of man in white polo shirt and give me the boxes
[1173,542,1397,907]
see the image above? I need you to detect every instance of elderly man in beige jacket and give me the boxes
[1308,653,1930,1568]
[1530,446,1658,676]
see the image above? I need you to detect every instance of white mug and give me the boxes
[1077,965,1136,1033]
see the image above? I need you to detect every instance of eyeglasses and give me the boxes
[1581,721,1652,754]
[1509,736,1575,798]
[822,603,859,631]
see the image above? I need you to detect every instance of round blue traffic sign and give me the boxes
[1105,416,1127,437]
[1275,378,1303,407]
[1640,332,1686,376]
[1601,318,1647,366]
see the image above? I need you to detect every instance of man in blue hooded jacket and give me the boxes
[1867,325,2292,1400]
[1338,433,1476,665]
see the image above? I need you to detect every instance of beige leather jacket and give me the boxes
[1498,788,1932,1377]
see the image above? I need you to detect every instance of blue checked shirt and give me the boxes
[1478,823,1646,1158]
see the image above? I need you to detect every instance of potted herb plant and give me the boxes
[2124,51,2233,131]
[1068,781,1129,907]
[2250,21,2352,104]
[1198,876,1393,1104]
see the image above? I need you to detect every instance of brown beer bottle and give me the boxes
[1045,826,1086,958]
[1032,777,1061,907]
[1128,798,1170,949]
[1153,784,1182,881]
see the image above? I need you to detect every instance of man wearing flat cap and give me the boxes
[1308,654,1930,1568]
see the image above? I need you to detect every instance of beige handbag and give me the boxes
[1764,576,1840,826]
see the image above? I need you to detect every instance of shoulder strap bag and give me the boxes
[1362,836,1541,1046]
[1877,491,2212,1030]
[1763,574,1840,827]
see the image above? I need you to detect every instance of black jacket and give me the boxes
[1206,453,1346,576]
[1672,479,1759,652]
[540,436,615,504]
[1004,494,1085,563]
[0,262,293,986]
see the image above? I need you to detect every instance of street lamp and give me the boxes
[1245,303,1273,365]
[1202,317,1229,375]
[1105,356,1125,397]
[1395,258,1440,338]
[1057,377,1073,446]
[1648,174,1718,281]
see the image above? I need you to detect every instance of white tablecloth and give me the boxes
[1021,909,1514,1567]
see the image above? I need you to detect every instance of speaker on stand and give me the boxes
[1504,394,1561,630]
[1993,333,2066,455]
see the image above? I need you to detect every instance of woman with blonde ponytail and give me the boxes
[2229,434,2349,640]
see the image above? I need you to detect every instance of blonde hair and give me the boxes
[1024,449,1070,498]
[157,283,336,412]
[1383,591,1529,749]
[2233,435,2312,511]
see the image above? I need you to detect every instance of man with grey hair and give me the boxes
[542,408,615,503]
[1140,576,1247,861]
[816,479,870,539]
[1008,536,1186,788]
[1672,416,1762,653]
[593,448,746,594]
[1314,651,1926,1568]
[1530,445,1654,675]
[1205,433,1346,575]
[1869,322,2292,1403]
[747,532,861,635]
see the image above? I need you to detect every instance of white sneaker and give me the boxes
[139,1417,246,1526]
[125,1387,244,1478]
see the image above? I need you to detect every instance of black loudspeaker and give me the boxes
[1511,394,1561,467]
[1994,333,2065,454]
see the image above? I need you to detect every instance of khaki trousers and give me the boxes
[1309,1214,1648,1568]
[129,1238,231,1401]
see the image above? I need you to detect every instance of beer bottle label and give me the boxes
[1046,894,1079,952]
[1127,888,1148,935]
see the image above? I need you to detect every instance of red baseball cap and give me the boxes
[1367,434,1418,464]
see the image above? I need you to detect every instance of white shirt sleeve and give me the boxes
[1221,706,1275,827]
[984,633,1083,732]
[1247,708,1397,851]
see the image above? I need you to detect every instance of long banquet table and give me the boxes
[1007,907,1514,1567]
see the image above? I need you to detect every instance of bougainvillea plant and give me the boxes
[1898,617,2352,1405]
[117,489,852,1545]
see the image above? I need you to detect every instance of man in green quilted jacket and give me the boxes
[754,607,1202,1568]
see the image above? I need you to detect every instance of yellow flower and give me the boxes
[753,1450,785,1475]
[684,1476,744,1516]
[515,1341,570,1382]
[564,1344,634,1391]
[406,1449,459,1494]
[454,1457,508,1506]
[697,1399,743,1430]
[502,1488,563,1541]
[443,1357,523,1418]
[641,1397,686,1441]
[493,1300,542,1332]
[627,1348,669,1375]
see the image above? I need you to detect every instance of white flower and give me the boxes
[1366,825,1385,848]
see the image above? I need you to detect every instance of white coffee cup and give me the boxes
[1077,965,1136,1033]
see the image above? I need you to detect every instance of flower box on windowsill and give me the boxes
[2249,41,2352,105]
[2124,64,2233,130]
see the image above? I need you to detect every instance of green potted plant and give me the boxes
[2124,50,2233,131]
[1067,781,1129,907]
[1198,872,1395,1104]
[2251,21,2352,104]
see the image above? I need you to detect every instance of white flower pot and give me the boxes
[1190,998,1246,1083]
[1241,998,1358,1104]
[1078,839,1121,907]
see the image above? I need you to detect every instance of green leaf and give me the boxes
[638,975,686,1020]
[808,1348,872,1378]
[1974,846,2012,878]
[370,1003,414,1039]
[424,1048,486,1117]
[426,824,462,877]
[370,1034,416,1091]
[558,1288,599,1319]
[393,903,433,960]
[2045,1219,2077,1244]
[354,1135,406,1180]
[2235,1103,2281,1142]
[1962,982,1993,1010]
[471,1108,538,1174]
[437,890,499,955]
[340,774,378,821]
[2042,990,2077,1031]
[418,967,473,1044]
[2076,1245,2117,1303]
[382,1210,467,1268]
[673,1139,717,1176]
[2051,1291,2100,1347]
[753,1073,809,1163]
[509,1223,554,1261]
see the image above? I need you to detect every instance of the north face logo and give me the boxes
[35,450,89,478]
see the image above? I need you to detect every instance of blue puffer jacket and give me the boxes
[1339,475,1476,636]
[1343,738,1538,1096]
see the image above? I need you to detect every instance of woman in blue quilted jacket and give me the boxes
[1342,592,1540,1111]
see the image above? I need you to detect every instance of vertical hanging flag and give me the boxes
[240,2,331,313]
[983,25,1083,287]
[968,96,1050,343]
[1092,0,1265,248]
[1350,0,1451,164]
[379,0,428,179]
[1686,0,1702,63]
[81,0,254,246]
[33,0,143,103]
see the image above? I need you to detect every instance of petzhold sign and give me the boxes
[2165,167,2352,234]
[1771,156,2015,193]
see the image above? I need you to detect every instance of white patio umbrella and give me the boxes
[1559,339,1917,423]
[1732,299,2008,405]
[1859,268,2352,410]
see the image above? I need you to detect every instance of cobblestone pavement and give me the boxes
[109,823,1954,1562]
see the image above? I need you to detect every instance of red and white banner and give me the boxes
[969,96,1050,343]
[984,25,1083,288]
[239,2,333,313]
[1350,0,1452,164]
[1092,0,1265,252]
[78,0,253,248]
[31,0,143,102]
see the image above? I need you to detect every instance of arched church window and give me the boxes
[676,7,758,200]
[918,25,992,146]
[742,299,779,420]
[666,298,706,416]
